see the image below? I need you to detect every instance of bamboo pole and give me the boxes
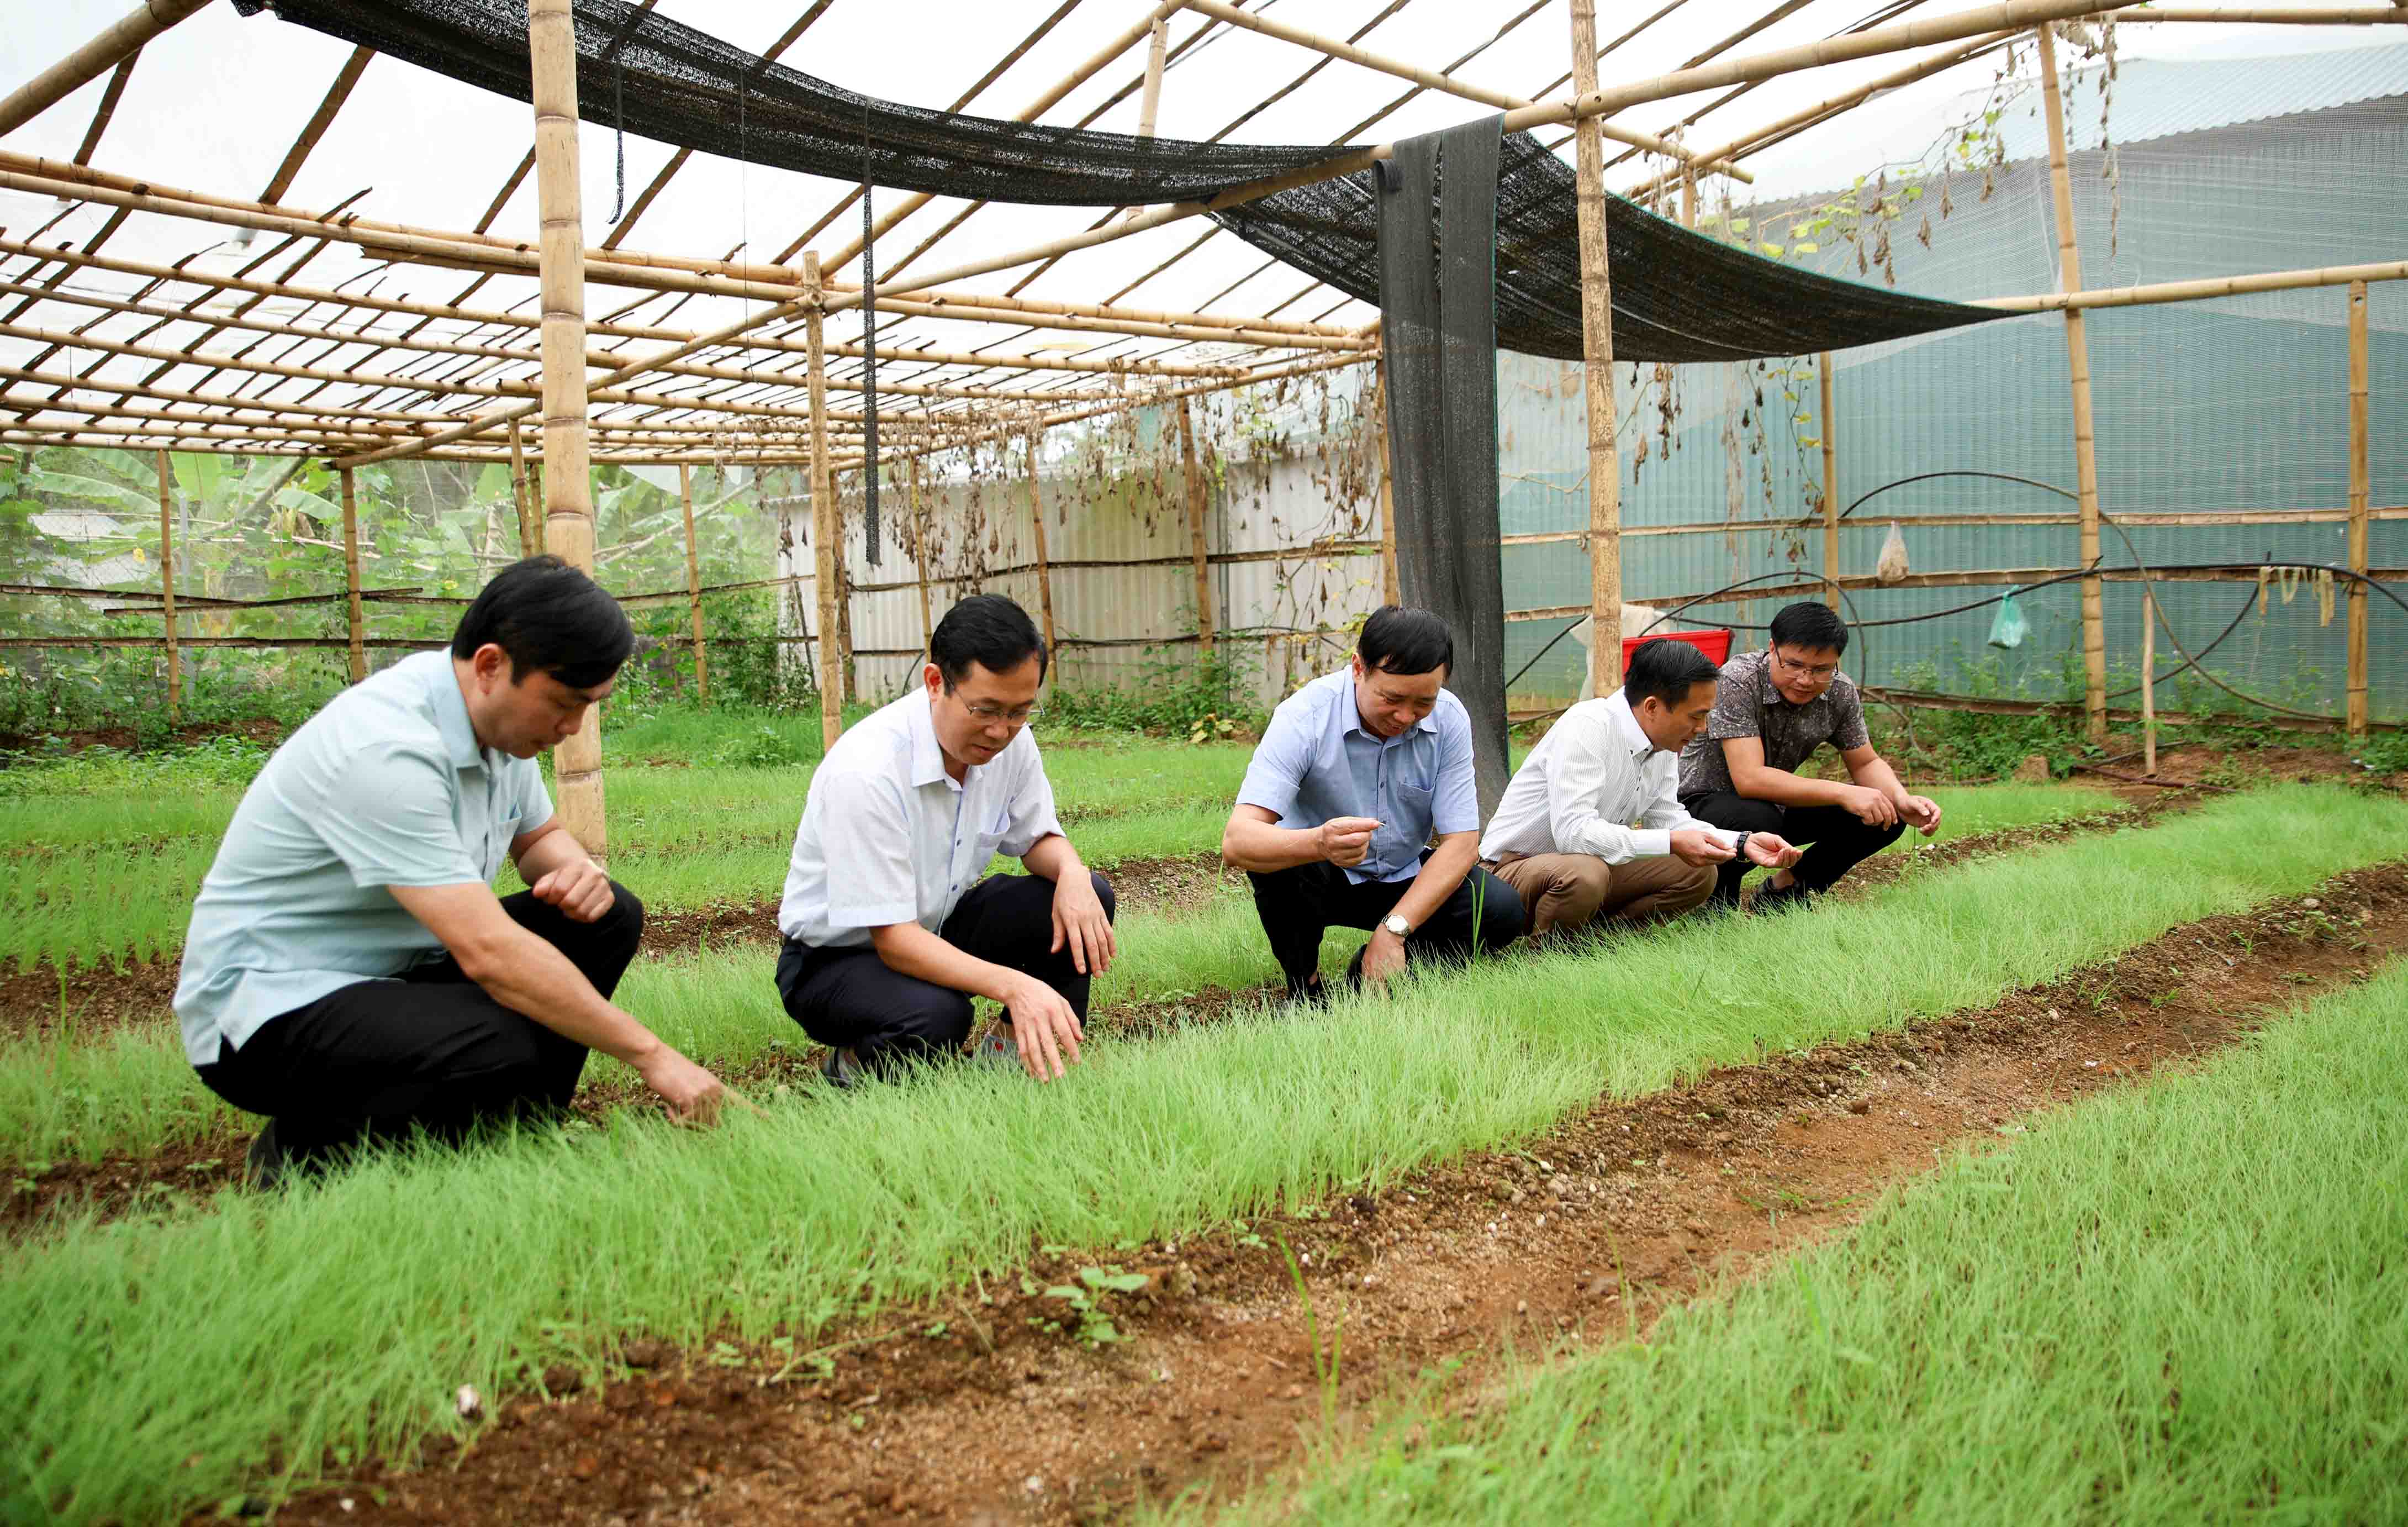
[1176,396,1213,656]
[910,459,934,657]
[836,472,856,702]
[2035,23,2108,742]
[679,463,708,705]
[507,419,537,557]
[154,446,178,722]
[1820,352,1840,608]
[2090,6,2408,20]
[530,0,607,861]
[1975,259,2408,313]
[805,252,842,750]
[259,46,372,205]
[1172,0,1752,181]
[2140,589,2157,775]
[1026,428,1058,655]
[2348,279,2371,736]
[1570,0,1623,697]
[1137,17,1170,139]
[0,0,215,138]
[341,466,366,683]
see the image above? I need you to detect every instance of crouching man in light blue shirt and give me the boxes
[177,557,725,1186]
[1221,606,1526,1003]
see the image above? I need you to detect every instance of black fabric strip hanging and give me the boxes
[860,117,879,566]
[1379,115,1509,820]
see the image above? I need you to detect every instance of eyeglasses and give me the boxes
[963,702,1042,726]
[1771,651,1839,682]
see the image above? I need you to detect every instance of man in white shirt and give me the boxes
[775,596,1115,1086]
[1480,637,1800,941]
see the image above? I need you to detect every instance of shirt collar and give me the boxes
[429,656,487,772]
[906,687,960,790]
[1604,690,1660,759]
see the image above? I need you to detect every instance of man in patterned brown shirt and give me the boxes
[1677,602,1941,912]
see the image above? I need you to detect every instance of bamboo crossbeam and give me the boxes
[0,428,867,467]
[72,54,141,165]
[2087,6,2408,20]
[1173,0,1752,181]
[1571,0,1622,697]
[2347,280,2370,736]
[859,293,1374,350]
[2141,588,2157,773]
[0,0,214,138]
[1974,259,2408,312]
[261,46,373,205]
[2036,23,2109,741]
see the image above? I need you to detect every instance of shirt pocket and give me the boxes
[482,802,522,883]
[968,796,1015,873]
[1380,781,1436,862]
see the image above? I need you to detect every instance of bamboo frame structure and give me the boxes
[154,445,178,721]
[2348,280,2371,736]
[0,0,215,138]
[2035,23,2109,743]
[910,460,934,658]
[805,251,842,751]
[341,466,365,683]
[2141,588,2157,775]
[1176,396,1213,657]
[1026,428,1058,655]
[679,463,708,705]
[1570,0,1623,697]
[508,421,537,558]
[530,0,607,858]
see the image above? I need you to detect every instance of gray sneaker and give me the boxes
[971,1026,1020,1072]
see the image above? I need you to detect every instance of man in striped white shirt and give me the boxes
[1480,638,1800,942]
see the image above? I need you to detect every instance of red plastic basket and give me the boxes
[1620,627,1734,676]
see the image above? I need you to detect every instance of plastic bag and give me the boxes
[1876,520,1910,583]
[1987,587,2029,649]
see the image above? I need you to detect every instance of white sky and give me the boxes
[0,1,2393,431]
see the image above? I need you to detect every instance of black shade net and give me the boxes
[239,0,2006,364]
[1379,118,1510,821]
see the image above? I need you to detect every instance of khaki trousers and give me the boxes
[1485,852,1717,941]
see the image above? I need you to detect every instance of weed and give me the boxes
[1031,1266,1149,1348]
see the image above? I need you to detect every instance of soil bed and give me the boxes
[254,861,2408,1526]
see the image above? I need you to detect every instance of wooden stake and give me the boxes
[1820,351,1840,608]
[2036,24,2108,742]
[0,0,214,138]
[805,251,842,751]
[155,447,178,723]
[679,462,707,705]
[530,0,607,861]
[507,419,537,557]
[2348,279,2371,736]
[1571,0,1624,697]
[341,466,366,683]
[1373,352,1400,606]
[1176,396,1214,656]
[910,459,934,657]
[1026,428,1057,654]
[2141,588,2157,775]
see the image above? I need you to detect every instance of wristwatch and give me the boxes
[1382,913,1413,939]
[1733,831,1752,861]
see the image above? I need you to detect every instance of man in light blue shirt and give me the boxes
[1222,606,1525,1002]
[178,557,724,1186]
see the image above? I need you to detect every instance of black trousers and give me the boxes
[1245,856,1526,996]
[775,872,1117,1077]
[1680,791,1905,903]
[193,882,645,1167]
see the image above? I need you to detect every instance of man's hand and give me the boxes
[1897,793,1943,835]
[1841,784,1900,829]
[1669,827,1738,867]
[1316,816,1381,868]
[1050,872,1116,976]
[529,857,615,924]
[633,1044,726,1125]
[1359,928,1408,989]
[1003,976,1085,1082]
[1743,832,1803,870]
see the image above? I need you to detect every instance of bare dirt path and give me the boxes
[247,861,2408,1526]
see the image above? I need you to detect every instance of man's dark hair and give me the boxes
[450,555,633,689]
[930,593,1048,688]
[1622,636,1723,711]
[1768,601,1850,656]
[1356,605,1453,677]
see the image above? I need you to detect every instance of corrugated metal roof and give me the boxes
[1748,40,2408,200]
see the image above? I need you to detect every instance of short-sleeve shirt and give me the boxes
[1235,668,1480,884]
[1677,648,1872,798]
[778,686,1063,948]
[174,650,555,1067]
